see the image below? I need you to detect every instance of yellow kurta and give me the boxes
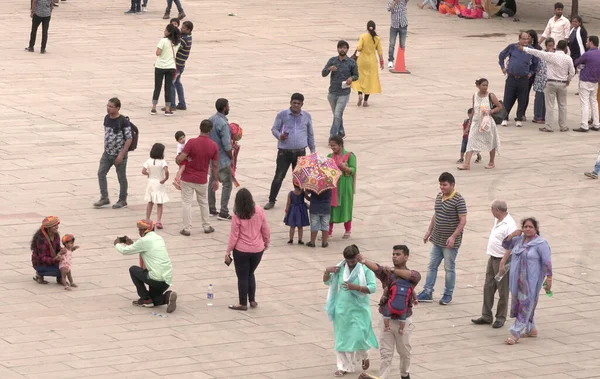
[351,33,383,95]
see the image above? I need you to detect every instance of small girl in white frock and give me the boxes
[143,143,170,229]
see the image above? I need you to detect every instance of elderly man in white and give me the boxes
[471,200,516,329]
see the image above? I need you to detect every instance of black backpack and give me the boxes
[117,115,139,152]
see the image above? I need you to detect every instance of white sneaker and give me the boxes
[388,61,394,69]
[142,6,147,11]
[516,121,523,127]
[501,120,508,127]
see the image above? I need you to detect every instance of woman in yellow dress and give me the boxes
[352,20,384,107]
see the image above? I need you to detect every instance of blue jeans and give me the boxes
[388,26,408,62]
[166,0,183,13]
[422,244,458,296]
[170,66,186,108]
[34,265,61,279]
[97,152,128,202]
[533,91,545,121]
[327,93,349,137]
[421,0,437,9]
[310,213,330,232]
[593,156,600,175]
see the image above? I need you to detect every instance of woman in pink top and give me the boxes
[225,188,270,311]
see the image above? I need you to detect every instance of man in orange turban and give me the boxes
[31,216,63,284]
[114,220,177,313]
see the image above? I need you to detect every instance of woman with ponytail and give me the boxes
[151,24,181,116]
[352,20,384,107]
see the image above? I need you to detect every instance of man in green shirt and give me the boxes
[115,220,177,313]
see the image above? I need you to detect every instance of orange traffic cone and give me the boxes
[390,47,410,74]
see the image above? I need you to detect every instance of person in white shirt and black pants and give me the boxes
[471,200,516,329]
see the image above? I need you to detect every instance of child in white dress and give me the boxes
[173,130,187,190]
[143,143,170,228]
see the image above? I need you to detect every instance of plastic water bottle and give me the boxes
[207,284,214,306]
[494,262,511,282]
[543,281,553,297]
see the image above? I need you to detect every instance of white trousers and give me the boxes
[379,316,413,379]
[579,81,600,129]
[181,180,211,232]
[335,350,368,373]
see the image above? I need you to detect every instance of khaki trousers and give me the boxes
[543,81,568,131]
[481,256,509,323]
[181,180,211,232]
[378,316,412,379]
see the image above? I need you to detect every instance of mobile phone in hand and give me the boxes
[224,255,232,266]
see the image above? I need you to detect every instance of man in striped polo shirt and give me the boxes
[171,21,193,111]
[417,172,467,305]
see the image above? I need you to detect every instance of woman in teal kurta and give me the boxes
[328,135,357,239]
[324,245,378,377]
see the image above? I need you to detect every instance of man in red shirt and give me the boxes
[176,119,220,236]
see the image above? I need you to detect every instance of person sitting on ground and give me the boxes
[438,0,464,15]
[114,219,177,313]
[31,216,64,285]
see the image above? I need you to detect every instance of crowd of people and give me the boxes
[27,0,599,378]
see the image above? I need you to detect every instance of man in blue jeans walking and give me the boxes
[387,0,409,69]
[171,21,193,111]
[322,40,358,138]
[417,172,467,305]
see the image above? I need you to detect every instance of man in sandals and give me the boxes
[357,246,420,379]
[114,219,177,313]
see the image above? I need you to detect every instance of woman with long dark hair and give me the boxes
[351,20,383,107]
[31,216,64,284]
[569,16,587,61]
[225,188,270,311]
[499,217,552,345]
[151,24,180,116]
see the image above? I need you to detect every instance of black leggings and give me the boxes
[358,92,370,101]
[232,250,263,306]
[153,68,175,106]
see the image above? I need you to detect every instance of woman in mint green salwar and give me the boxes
[324,245,378,377]
[328,135,356,239]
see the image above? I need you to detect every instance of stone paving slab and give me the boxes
[1,0,600,378]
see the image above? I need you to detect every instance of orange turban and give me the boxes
[230,123,243,140]
[61,234,74,245]
[42,216,60,229]
[136,219,155,235]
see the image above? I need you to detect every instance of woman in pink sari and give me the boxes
[327,135,356,239]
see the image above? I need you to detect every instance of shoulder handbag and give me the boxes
[170,42,178,77]
[489,93,507,125]
[351,49,358,61]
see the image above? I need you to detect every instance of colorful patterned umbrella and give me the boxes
[292,153,341,194]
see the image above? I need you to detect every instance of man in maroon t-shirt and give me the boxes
[176,119,220,236]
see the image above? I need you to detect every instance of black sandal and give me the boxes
[33,276,49,284]
[475,154,482,163]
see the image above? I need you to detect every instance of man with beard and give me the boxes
[208,98,234,220]
[322,40,359,138]
[539,3,570,45]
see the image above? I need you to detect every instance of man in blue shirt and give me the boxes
[208,98,234,220]
[322,40,359,138]
[498,32,539,127]
[264,93,316,210]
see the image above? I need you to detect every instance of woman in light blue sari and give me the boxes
[501,217,552,345]
[324,245,378,377]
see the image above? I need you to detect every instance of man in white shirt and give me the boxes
[471,200,516,329]
[521,40,576,132]
[539,2,570,45]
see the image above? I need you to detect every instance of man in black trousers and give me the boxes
[498,32,539,127]
[26,0,54,54]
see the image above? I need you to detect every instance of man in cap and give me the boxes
[114,220,177,313]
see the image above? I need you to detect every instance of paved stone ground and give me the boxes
[1,0,600,378]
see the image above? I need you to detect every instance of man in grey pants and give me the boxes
[471,200,516,329]
[208,98,234,221]
[94,98,132,210]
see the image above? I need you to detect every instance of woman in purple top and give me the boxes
[500,217,552,345]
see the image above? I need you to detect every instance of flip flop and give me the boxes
[342,231,351,239]
[457,165,470,170]
[362,359,370,370]
[539,127,554,133]
[33,276,49,284]
[505,336,519,345]
[156,222,163,229]
[485,163,495,169]
[334,371,347,377]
